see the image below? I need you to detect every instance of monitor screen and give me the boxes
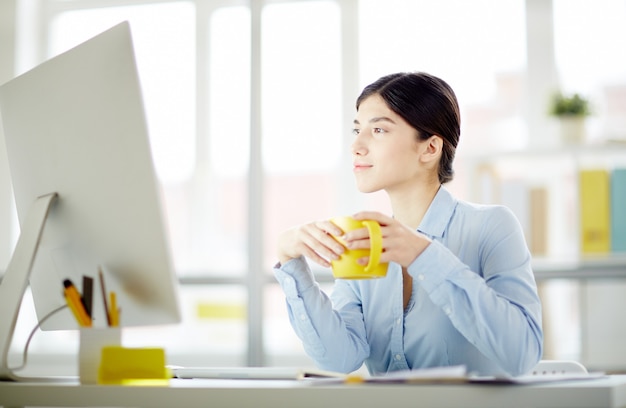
[0,21,181,330]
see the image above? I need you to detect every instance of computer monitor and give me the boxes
[0,22,181,379]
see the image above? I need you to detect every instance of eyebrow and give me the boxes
[353,116,398,125]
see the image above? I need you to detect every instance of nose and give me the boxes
[351,131,367,156]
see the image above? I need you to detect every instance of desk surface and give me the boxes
[2,375,626,408]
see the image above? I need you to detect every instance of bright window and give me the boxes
[358,0,528,183]
[50,2,196,184]
[553,0,626,141]
[261,1,344,269]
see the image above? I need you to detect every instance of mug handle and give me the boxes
[362,220,382,272]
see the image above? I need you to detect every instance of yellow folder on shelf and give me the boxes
[579,169,611,254]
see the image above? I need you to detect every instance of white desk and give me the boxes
[2,376,626,408]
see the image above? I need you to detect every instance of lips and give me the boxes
[353,163,372,172]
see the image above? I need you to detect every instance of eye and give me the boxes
[372,127,386,134]
[352,128,361,135]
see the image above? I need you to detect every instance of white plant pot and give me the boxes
[558,116,587,144]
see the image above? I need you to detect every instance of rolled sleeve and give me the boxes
[273,257,326,356]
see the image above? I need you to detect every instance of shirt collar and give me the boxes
[417,185,457,239]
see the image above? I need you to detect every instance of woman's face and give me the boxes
[351,94,427,194]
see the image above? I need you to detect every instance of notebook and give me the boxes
[171,366,345,380]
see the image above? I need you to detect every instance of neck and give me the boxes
[387,180,441,230]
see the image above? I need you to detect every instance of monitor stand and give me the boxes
[0,193,57,381]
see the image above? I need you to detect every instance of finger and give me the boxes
[352,211,393,225]
[300,228,344,262]
[317,220,344,237]
[310,223,347,255]
[301,246,333,268]
[343,227,370,242]
[345,234,372,249]
[344,223,395,246]
[356,256,369,266]
[290,230,337,267]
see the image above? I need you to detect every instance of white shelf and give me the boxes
[533,255,626,280]
[459,141,626,162]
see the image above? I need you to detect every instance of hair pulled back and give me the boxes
[356,72,460,184]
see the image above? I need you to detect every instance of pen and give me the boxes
[63,279,92,327]
[82,275,94,318]
[99,267,112,326]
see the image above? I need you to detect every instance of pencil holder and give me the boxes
[79,327,122,384]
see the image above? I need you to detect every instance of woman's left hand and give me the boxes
[345,211,431,268]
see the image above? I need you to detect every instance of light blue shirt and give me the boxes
[273,186,543,377]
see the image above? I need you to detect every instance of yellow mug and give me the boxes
[329,216,388,279]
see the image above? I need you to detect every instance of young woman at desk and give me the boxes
[273,72,543,377]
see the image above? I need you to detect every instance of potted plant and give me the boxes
[549,92,591,144]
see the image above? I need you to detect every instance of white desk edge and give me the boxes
[2,375,626,408]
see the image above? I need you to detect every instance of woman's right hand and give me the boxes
[277,220,346,268]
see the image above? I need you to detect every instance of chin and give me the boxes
[354,174,384,193]
[355,183,381,194]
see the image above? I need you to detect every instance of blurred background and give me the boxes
[1,0,626,376]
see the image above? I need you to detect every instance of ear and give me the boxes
[419,135,443,163]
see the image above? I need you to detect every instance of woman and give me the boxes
[273,72,543,377]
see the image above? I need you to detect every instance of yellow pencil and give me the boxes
[63,279,92,327]
[109,291,120,327]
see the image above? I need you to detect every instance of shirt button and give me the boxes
[284,276,297,292]
[444,307,452,315]
[395,354,402,361]
[396,318,402,325]
[417,274,425,281]
[299,313,307,320]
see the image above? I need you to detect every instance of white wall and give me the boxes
[582,281,626,372]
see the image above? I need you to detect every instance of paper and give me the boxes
[314,365,606,386]
[470,371,607,385]
[366,365,468,383]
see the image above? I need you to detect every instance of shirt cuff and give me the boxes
[408,240,458,293]
[273,256,317,296]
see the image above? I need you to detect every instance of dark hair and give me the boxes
[356,72,460,184]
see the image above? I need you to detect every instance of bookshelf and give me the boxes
[459,142,626,367]
[458,141,626,280]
